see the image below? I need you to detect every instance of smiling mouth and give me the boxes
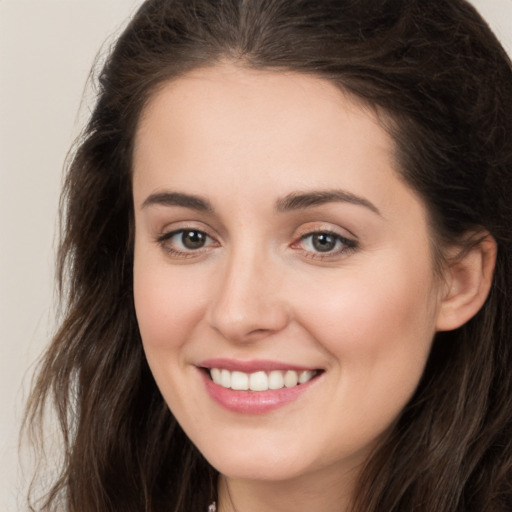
[204,368,322,392]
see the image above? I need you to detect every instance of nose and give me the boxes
[207,247,290,344]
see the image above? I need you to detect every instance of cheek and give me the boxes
[297,263,437,348]
[292,259,438,412]
[133,250,208,361]
[133,257,211,423]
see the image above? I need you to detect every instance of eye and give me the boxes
[305,233,339,252]
[157,228,217,256]
[177,230,208,250]
[297,230,357,258]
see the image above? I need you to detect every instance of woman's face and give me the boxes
[132,64,443,484]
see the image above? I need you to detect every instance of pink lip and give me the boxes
[198,358,317,373]
[198,365,321,415]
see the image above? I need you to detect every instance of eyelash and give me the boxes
[295,230,358,260]
[156,229,218,258]
[156,228,358,260]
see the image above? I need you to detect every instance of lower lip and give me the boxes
[200,370,319,414]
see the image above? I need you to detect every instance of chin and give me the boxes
[213,460,306,482]
[199,443,318,482]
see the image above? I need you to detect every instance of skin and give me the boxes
[132,64,458,511]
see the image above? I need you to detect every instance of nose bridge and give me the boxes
[208,238,289,342]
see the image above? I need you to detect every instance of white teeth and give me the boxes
[268,370,284,390]
[208,368,318,391]
[231,371,249,390]
[299,370,315,384]
[249,371,268,391]
[220,369,231,388]
[284,370,299,387]
[211,368,222,385]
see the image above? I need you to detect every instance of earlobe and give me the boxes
[436,234,497,332]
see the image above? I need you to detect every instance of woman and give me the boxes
[26,0,512,511]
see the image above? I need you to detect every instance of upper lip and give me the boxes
[198,358,320,373]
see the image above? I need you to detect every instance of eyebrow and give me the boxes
[141,188,381,216]
[275,190,381,215]
[141,191,213,211]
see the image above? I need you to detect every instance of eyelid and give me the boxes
[155,219,217,242]
[293,221,357,240]
[292,220,357,241]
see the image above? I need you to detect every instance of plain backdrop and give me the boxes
[1,1,511,511]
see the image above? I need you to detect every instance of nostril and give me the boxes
[207,279,290,343]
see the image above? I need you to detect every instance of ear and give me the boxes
[436,233,497,332]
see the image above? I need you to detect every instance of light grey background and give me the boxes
[1,1,511,510]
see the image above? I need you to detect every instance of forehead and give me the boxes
[133,64,398,194]
[134,64,392,150]
[136,64,361,128]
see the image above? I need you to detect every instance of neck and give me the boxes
[217,464,359,512]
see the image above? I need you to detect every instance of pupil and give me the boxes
[182,230,205,249]
[312,233,336,252]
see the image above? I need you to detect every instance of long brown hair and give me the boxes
[25,1,512,510]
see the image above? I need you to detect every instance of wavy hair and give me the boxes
[25,1,512,510]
